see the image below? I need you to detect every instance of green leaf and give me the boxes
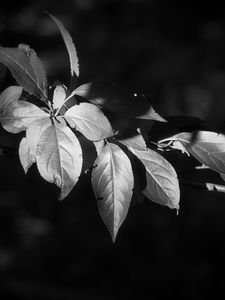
[91,142,134,241]
[19,137,34,173]
[0,45,48,101]
[0,86,23,110]
[174,131,225,174]
[74,81,166,121]
[36,119,83,200]
[131,148,180,210]
[64,102,114,141]
[0,99,48,133]
[49,14,79,88]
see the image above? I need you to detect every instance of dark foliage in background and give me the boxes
[1,1,225,299]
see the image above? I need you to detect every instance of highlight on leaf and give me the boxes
[91,142,134,241]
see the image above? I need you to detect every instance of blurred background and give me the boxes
[1,0,225,299]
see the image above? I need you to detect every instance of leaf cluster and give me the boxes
[0,15,224,241]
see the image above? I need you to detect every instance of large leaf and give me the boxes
[64,102,114,141]
[91,142,134,241]
[131,148,180,210]
[0,45,48,101]
[73,81,166,121]
[173,131,225,174]
[36,119,83,200]
[0,86,23,110]
[49,14,79,88]
[0,99,48,133]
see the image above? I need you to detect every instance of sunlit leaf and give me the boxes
[64,102,114,141]
[49,14,79,88]
[173,131,225,174]
[91,142,134,241]
[131,148,180,210]
[36,119,83,200]
[53,84,67,109]
[74,81,166,121]
[0,86,23,110]
[19,137,34,173]
[0,45,48,101]
[0,100,48,133]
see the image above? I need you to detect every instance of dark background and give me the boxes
[1,0,225,299]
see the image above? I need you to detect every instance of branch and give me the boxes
[180,180,225,193]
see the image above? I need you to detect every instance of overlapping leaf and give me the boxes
[0,86,23,110]
[0,45,47,101]
[73,81,166,121]
[19,137,34,173]
[91,142,134,241]
[64,102,114,141]
[172,131,225,174]
[0,97,48,133]
[118,131,147,151]
[36,119,82,200]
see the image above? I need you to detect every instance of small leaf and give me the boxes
[174,131,225,174]
[117,131,147,151]
[0,86,23,110]
[49,14,79,88]
[19,137,34,173]
[0,46,48,101]
[74,81,166,121]
[53,84,67,109]
[91,142,134,241]
[64,102,114,141]
[36,120,83,200]
[0,100,48,133]
[131,148,180,210]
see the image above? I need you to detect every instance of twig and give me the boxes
[180,180,225,193]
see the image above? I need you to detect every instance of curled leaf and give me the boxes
[173,131,225,174]
[19,137,34,173]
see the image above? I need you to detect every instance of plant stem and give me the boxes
[180,180,225,193]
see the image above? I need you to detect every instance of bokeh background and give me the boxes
[1,0,225,299]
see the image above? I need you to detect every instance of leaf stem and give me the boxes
[180,180,225,193]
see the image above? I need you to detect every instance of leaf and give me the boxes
[19,137,34,173]
[0,100,48,133]
[49,14,79,88]
[0,45,48,101]
[0,86,23,110]
[94,140,105,156]
[131,148,180,210]
[91,142,134,241]
[36,119,83,200]
[117,131,147,151]
[173,131,225,174]
[64,102,114,141]
[26,117,52,161]
[53,84,67,109]
[74,81,166,121]
[0,63,7,84]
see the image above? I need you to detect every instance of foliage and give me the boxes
[0,15,225,241]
